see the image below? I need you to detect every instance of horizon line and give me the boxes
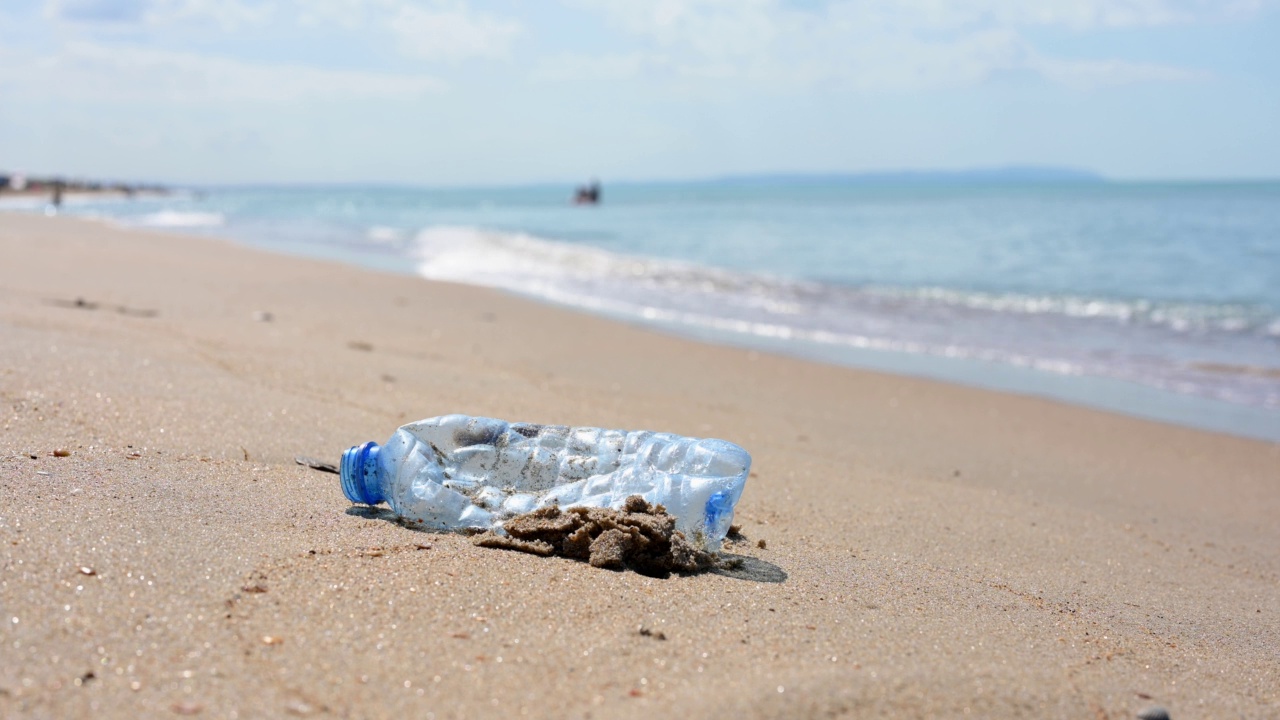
[8,165,1280,190]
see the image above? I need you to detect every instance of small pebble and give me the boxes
[262,635,284,645]
[253,311,274,322]
[757,539,767,549]
[78,567,96,576]
[53,449,71,457]
[637,626,667,641]
[171,701,204,715]
[1137,707,1171,720]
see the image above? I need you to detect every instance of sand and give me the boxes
[0,213,1277,719]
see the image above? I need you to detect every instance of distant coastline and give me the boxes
[0,171,168,200]
[702,166,1106,186]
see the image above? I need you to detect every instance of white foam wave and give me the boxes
[412,225,1277,337]
[476,280,1091,377]
[413,225,811,303]
[412,226,1104,377]
[416,225,650,282]
[407,224,1280,410]
[366,225,406,245]
[137,210,225,228]
[877,286,1274,335]
[0,190,178,210]
[0,196,49,210]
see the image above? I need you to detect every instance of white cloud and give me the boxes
[47,0,150,24]
[147,0,275,30]
[576,0,777,60]
[293,0,374,29]
[390,2,522,61]
[0,42,445,103]
[561,0,1238,90]
[1031,56,1211,89]
[532,51,651,82]
[826,0,1198,30]
[44,0,523,61]
[47,0,274,30]
[581,0,1234,34]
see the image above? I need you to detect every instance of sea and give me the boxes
[6,178,1279,442]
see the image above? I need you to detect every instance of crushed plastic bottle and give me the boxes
[341,414,750,550]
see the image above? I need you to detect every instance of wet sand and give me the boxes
[1,213,1277,718]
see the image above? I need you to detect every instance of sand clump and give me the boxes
[472,495,717,574]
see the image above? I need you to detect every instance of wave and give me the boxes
[0,190,179,210]
[0,196,50,210]
[869,286,1279,336]
[412,225,1279,338]
[366,225,407,245]
[136,211,225,228]
[409,225,1280,410]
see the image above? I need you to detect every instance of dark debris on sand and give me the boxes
[473,495,718,575]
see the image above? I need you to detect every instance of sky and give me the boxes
[0,0,1277,185]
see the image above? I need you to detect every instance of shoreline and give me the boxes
[620,313,1280,444]
[0,190,175,211]
[12,205,1279,443]
[63,202,1280,443]
[11,195,1275,444]
[2,213,1278,718]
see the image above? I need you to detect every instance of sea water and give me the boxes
[13,179,1278,441]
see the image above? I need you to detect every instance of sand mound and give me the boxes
[472,495,717,574]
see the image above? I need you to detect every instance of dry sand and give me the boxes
[1,213,1277,719]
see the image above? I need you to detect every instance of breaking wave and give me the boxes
[136,211,225,228]
[411,225,1280,410]
[412,225,1279,340]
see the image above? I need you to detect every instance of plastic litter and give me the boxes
[341,414,751,550]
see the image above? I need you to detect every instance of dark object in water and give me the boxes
[572,179,601,205]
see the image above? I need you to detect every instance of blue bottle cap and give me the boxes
[340,442,385,505]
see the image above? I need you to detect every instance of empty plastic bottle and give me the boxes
[341,414,750,550]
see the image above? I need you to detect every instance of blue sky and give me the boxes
[0,0,1277,185]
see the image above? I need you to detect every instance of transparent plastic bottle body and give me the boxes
[341,414,750,550]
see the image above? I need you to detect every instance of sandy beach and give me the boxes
[1,213,1277,718]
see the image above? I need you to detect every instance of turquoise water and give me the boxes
[10,179,1279,441]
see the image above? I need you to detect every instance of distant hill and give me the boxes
[708,166,1105,186]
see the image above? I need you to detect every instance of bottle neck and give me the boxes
[340,442,385,505]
